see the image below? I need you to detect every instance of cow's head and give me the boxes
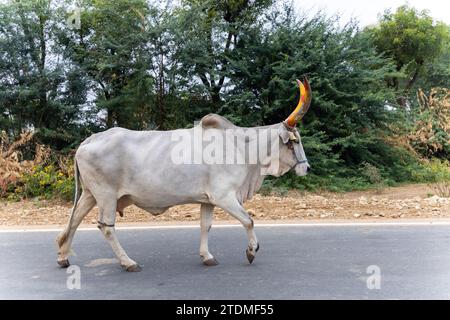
[276,77,312,177]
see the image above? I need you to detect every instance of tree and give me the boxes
[172,0,273,106]
[414,25,450,92]
[59,0,155,129]
[0,0,88,148]
[367,5,448,105]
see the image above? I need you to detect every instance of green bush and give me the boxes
[411,159,450,183]
[19,164,74,201]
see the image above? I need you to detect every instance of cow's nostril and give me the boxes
[306,166,311,173]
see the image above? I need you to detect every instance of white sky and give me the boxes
[293,0,450,26]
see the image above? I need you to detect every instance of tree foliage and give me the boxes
[366,5,449,104]
[0,0,88,148]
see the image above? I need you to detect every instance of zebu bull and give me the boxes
[56,78,312,271]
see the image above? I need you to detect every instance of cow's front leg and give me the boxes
[97,203,141,272]
[200,204,218,266]
[217,196,259,264]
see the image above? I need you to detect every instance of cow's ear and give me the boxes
[278,128,290,144]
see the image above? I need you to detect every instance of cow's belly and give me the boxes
[119,178,210,209]
[134,204,169,216]
[116,195,169,216]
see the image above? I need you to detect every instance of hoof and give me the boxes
[125,264,142,272]
[246,249,255,264]
[203,258,219,266]
[57,259,70,268]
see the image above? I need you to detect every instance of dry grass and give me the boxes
[429,182,450,198]
[409,88,450,155]
[385,88,450,157]
[0,131,51,197]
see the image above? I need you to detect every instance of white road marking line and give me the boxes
[1,221,450,233]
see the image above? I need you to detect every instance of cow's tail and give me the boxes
[57,159,82,248]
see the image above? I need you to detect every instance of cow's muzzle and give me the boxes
[294,161,310,176]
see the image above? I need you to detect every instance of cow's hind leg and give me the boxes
[56,191,96,267]
[200,204,217,266]
[97,199,141,272]
[216,196,259,264]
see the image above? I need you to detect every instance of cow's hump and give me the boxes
[200,114,236,130]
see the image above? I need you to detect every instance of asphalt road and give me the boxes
[1,223,450,299]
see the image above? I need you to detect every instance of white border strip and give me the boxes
[1,221,450,233]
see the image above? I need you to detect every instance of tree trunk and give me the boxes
[157,47,165,129]
[405,65,421,93]
[102,89,115,128]
[37,14,48,128]
[211,87,221,104]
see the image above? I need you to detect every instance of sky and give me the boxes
[293,0,450,26]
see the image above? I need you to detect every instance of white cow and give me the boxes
[56,78,312,271]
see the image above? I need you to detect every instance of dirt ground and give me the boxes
[0,183,449,226]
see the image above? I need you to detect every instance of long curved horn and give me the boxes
[299,76,312,119]
[285,77,312,127]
